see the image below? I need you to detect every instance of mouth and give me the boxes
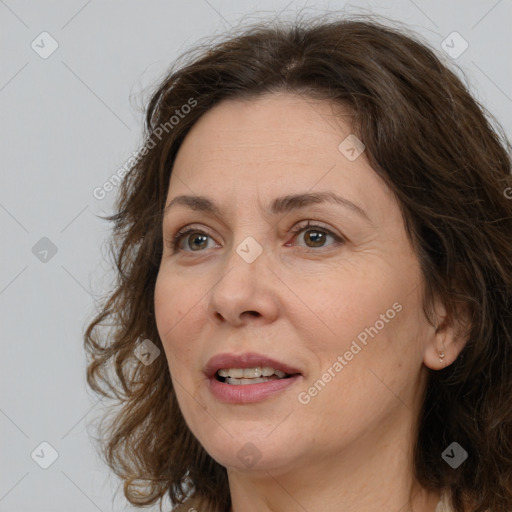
[215,366,298,385]
[204,352,303,403]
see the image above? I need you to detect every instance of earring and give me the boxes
[438,350,445,364]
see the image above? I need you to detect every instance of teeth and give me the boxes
[217,366,290,380]
[228,368,244,378]
[261,366,275,377]
[243,367,261,378]
[226,377,268,385]
[226,376,279,385]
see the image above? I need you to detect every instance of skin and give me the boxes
[154,92,468,512]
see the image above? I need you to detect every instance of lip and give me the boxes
[204,352,303,404]
[204,352,302,379]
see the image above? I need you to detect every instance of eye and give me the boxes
[169,226,217,252]
[167,221,344,254]
[288,221,343,249]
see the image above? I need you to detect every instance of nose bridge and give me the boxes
[234,232,266,265]
[222,231,268,291]
[207,230,278,324]
[224,198,271,267]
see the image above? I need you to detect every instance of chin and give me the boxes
[194,427,306,475]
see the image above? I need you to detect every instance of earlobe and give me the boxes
[438,348,446,367]
[423,301,470,371]
[423,327,450,370]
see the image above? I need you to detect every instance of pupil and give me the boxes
[189,234,208,250]
[306,230,325,247]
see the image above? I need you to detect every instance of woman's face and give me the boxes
[154,92,437,474]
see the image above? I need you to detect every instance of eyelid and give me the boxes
[288,220,344,247]
[290,219,342,237]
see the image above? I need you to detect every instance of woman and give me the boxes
[84,14,512,512]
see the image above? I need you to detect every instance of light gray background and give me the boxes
[1,1,511,511]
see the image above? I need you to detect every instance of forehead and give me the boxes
[173,92,353,168]
[166,92,397,223]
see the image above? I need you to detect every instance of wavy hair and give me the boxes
[84,13,512,512]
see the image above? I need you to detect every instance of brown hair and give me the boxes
[84,13,512,512]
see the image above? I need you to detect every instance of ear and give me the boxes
[423,297,471,370]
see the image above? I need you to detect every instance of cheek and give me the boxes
[308,266,422,382]
[154,272,189,367]
[154,269,207,383]
[304,271,395,345]
[154,276,175,343]
[154,266,198,335]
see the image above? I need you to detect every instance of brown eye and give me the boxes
[290,222,343,249]
[184,232,210,251]
[302,229,328,247]
[171,227,215,252]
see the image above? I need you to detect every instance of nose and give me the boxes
[207,244,280,327]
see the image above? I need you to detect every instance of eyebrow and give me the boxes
[164,191,372,224]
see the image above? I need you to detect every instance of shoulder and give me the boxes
[435,491,453,512]
[435,491,479,512]
[171,495,211,512]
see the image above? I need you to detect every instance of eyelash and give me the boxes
[167,221,344,253]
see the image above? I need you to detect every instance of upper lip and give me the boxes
[204,352,302,379]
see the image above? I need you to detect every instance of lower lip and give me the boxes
[208,375,302,404]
